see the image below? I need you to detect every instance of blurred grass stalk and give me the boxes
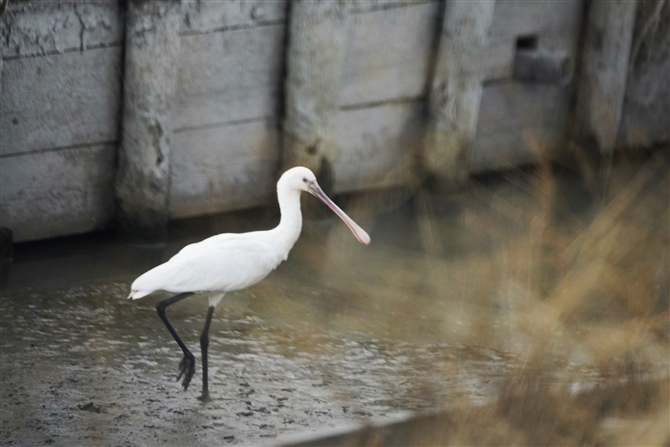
[291,146,669,445]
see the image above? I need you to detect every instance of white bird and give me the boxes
[128,166,370,401]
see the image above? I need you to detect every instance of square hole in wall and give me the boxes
[516,35,538,50]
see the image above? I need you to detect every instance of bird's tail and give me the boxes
[127,289,151,300]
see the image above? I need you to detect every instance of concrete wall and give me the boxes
[471,1,583,172]
[1,0,667,242]
[1,2,123,241]
[169,1,288,219]
[617,0,669,148]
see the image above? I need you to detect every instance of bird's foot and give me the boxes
[197,391,211,402]
[176,353,196,391]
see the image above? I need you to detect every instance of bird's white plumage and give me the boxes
[130,231,285,299]
[127,166,370,399]
[128,166,370,301]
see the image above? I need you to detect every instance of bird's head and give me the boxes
[278,166,371,245]
[280,166,319,194]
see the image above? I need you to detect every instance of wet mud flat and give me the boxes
[0,282,521,446]
[2,152,669,446]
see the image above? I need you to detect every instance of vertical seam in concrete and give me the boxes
[281,0,350,195]
[575,0,637,152]
[115,0,181,243]
[422,0,496,186]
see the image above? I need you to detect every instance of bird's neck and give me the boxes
[272,184,303,253]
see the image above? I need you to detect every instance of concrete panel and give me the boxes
[169,120,280,219]
[617,1,670,148]
[1,46,122,155]
[334,101,424,193]
[467,2,584,173]
[281,0,348,186]
[349,0,435,14]
[181,0,287,34]
[339,1,583,106]
[470,82,571,172]
[618,60,670,148]
[485,0,583,80]
[0,144,117,242]
[340,2,439,106]
[576,0,637,152]
[1,2,124,58]
[115,1,182,243]
[174,24,286,131]
[490,0,583,41]
[424,1,495,182]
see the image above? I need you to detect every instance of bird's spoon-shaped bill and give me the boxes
[308,183,371,245]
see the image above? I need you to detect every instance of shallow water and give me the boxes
[2,156,668,446]
[0,281,524,446]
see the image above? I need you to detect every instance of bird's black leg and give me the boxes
[156,292,196,391]
[198,305,215,402]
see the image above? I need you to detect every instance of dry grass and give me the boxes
[277,149,669,446]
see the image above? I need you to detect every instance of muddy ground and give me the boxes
[2,154,668,446]
[0,280,521,446]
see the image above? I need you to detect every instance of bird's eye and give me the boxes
[302,178,307,183]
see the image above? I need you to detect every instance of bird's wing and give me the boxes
[171,233,239,259]
[156,235,285,293]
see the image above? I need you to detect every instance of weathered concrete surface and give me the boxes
[575,0,637,152]
[470,82,572,172]
[1,46,122,155]
[339,2,440,107]
[0,144,117,242]
[423,1,495,184]
[0,1,123,243]
[485,1,583,80]
[282,0,350,192]
[470,0,584,173]
[617,0,670,148]
[334,102,424,194]
[170,119,281,219]
[2,0,666,246]
[347,0,434,13]
[512,49,574,85]
[174,24,286,131]
[115,1,181,243]
[0,1,124,58]
[180,0,288,34]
